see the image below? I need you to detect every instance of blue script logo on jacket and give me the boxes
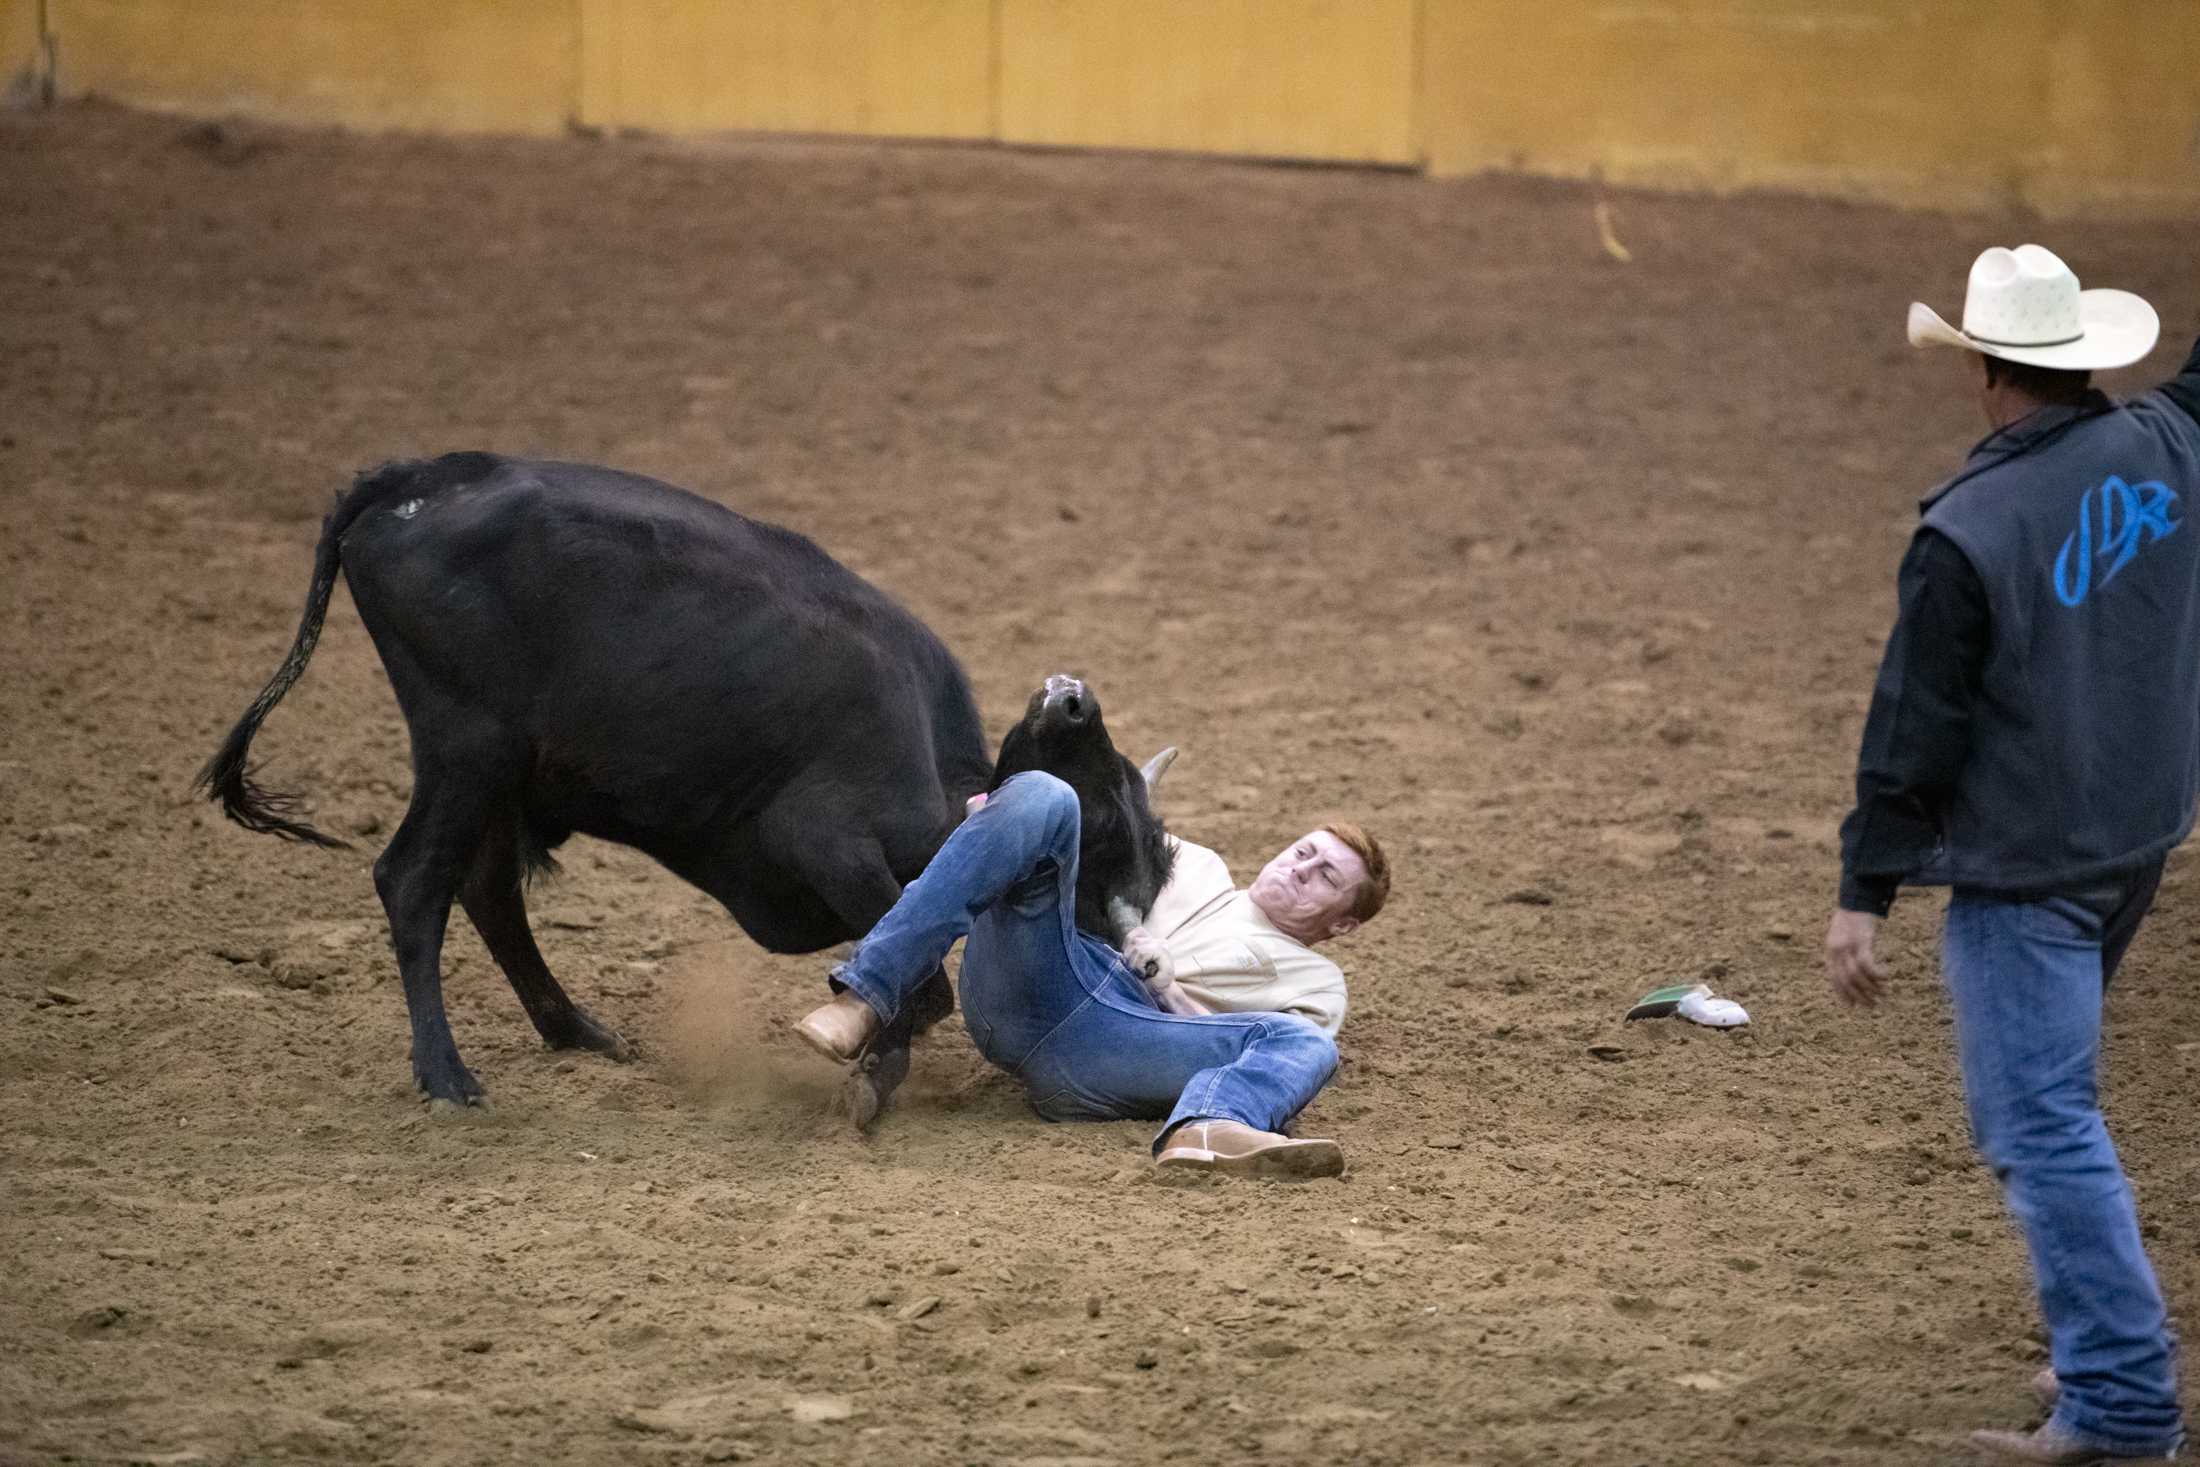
[2053,474,2182,607]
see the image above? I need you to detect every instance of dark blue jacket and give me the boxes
[1840,334,2200,911]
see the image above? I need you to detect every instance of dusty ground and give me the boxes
[2,102,2195,1467]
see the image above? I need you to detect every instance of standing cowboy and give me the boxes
[1826,245,2198,1464]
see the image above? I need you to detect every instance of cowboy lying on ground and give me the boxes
[795,771,1390,1179]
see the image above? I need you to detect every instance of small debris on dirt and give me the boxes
[1134,1348,1160,1369]
[70,1304,130,1335]
[539,911,603,931]
[1672,1372,1732,1393]
[896,1295,941,1322]
[271,960,321,991]
[1500,889,1555,907]
[1425,1134,1466,1150]
[1586,1044,1628,1063]
[45,986,84,1005]
[98,1248,161,1263]
[785,1394,856,1423]
[1085,1294,1103,1319]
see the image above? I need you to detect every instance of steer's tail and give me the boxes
[194,465,417,847]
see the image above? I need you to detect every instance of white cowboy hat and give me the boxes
[1907,244,2159,371]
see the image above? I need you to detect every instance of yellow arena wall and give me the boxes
[42,0,578,135]
[575,0,993,141]
[996,0,1419,165]
[1418,0,2200,216]
[21,0,2200,217]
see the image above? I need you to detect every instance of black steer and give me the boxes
[197,453,1170,1119]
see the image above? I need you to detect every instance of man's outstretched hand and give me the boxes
[1824,908,1889,1008]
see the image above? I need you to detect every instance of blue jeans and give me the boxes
[1944,865,2184,1456]
[831,772,1338,1148]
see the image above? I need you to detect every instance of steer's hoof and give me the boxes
[841,1041,913,1133]
[841,1067,883,1132]
[555,1009,638,1063]
[413,1056,488,1110]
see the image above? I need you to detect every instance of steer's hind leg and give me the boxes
[459,819,636,1064]
[373,757,503,1108]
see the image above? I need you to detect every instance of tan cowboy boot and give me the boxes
[1154,1120,1344,1180]
[794,992,879,1063]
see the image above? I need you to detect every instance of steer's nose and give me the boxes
[1041,674,1091,726]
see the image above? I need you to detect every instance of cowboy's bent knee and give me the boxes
[994,771,1079,821]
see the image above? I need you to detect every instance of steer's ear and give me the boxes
[1140,746,1178,796]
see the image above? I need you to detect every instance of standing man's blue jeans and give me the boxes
[829,772,1338,1148]
[1944,864,2184,1457]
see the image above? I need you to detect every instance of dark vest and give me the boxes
[1918,390,2200,892]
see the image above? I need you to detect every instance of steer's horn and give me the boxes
[1140,746,1178,794]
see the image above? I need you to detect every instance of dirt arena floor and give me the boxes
[2,102,2195,1467]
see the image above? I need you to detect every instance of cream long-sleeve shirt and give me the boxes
[1140,837,1348,1037]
